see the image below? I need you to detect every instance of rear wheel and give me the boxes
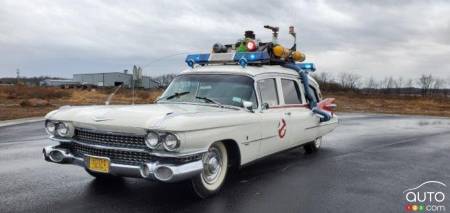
[191,141,228,198]
[304,137,322,154]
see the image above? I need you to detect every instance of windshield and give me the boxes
[158,74,258,109]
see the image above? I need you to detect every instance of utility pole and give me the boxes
[16,68,20,84]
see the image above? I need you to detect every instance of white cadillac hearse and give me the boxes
[43,26,338,198]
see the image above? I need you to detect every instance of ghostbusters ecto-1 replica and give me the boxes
[42,25,338,198]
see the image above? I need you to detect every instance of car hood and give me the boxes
[46,103,248,132]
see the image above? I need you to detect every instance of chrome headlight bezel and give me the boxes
[144,131,160,149]
[45,120,57,136]
[162,133,180,152]
[145,130,181,152]
[45,120,74,138]
[56,122,70,137]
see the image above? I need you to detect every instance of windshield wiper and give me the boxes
[160,91,190,101]
[196,96,223,107]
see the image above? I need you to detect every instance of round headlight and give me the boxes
[145,132,160,149]
[163,133,180,151]
[56,122,69,137]
[45,121,56,136]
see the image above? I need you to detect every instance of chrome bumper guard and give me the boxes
[43,145,204,183]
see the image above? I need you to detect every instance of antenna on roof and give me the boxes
[289,26,297,51]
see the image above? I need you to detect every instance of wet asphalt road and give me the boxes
[1,113,450,213]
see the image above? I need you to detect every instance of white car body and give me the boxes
[43,64,338,183]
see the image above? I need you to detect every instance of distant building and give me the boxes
[40,79,80,87]
[72,71,160,89]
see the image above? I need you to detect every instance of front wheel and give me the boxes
[303,137,322,154]
[191,141,228,198]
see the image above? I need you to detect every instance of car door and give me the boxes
[257,77,291,157]
[280,78,319,146]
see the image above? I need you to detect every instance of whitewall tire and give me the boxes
[191,141,228,198]
[304,137,322,154]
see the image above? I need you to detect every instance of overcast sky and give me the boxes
[0,0,449,82]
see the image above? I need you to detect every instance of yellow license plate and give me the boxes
[88,156,110,173]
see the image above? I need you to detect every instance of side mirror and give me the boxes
[242,101,254,112]
[262,103,270,110]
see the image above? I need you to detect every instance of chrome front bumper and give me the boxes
[43,145,204,183]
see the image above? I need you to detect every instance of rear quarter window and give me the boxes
[308,85,320,103]
[281,79,302,104]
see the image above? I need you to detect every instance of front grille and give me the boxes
[74,128,146,149]
[69,143,203,166]
[71,143,156,165]
[68,128,204,166]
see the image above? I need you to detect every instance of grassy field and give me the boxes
[0,85,162,120]
[0,85,449,120]
[328,92,450,117]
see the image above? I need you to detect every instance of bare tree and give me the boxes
[405,78,414,88]
[417,74,434,96]
[432,78,446,96]
[433,78,446,89]
[366,76,378,89]
[378,77,388,90]
[379,76,396,94]
[318,72,334,84]
[338,72,361,90]
[404,78,415,95]
[386,76,395,89]
[395,77,404,88]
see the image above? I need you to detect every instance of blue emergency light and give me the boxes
[185,53,210,68]
[185,51,270,68]
[233,52,270,62]
[296,63,316,72]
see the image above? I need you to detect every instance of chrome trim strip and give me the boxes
[49,136,72,143]
[148,149,207,158]
[156,101,242,111]
[73,140,148,153]
[305,121,338,130]
[242,135,277,145]
[76,127,145,137]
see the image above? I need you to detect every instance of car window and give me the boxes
[160,74,258,108]
[307,85,319,103]
[281,79,302,104]
[258,78,279,107]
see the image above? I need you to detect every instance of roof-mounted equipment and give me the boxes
[185,25,307,68]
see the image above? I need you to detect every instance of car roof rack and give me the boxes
[184,26,316,72]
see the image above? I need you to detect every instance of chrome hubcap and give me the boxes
[202,147,223,184]
[314,137,322,148]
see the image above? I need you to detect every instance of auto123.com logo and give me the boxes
[403,181,447,212]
